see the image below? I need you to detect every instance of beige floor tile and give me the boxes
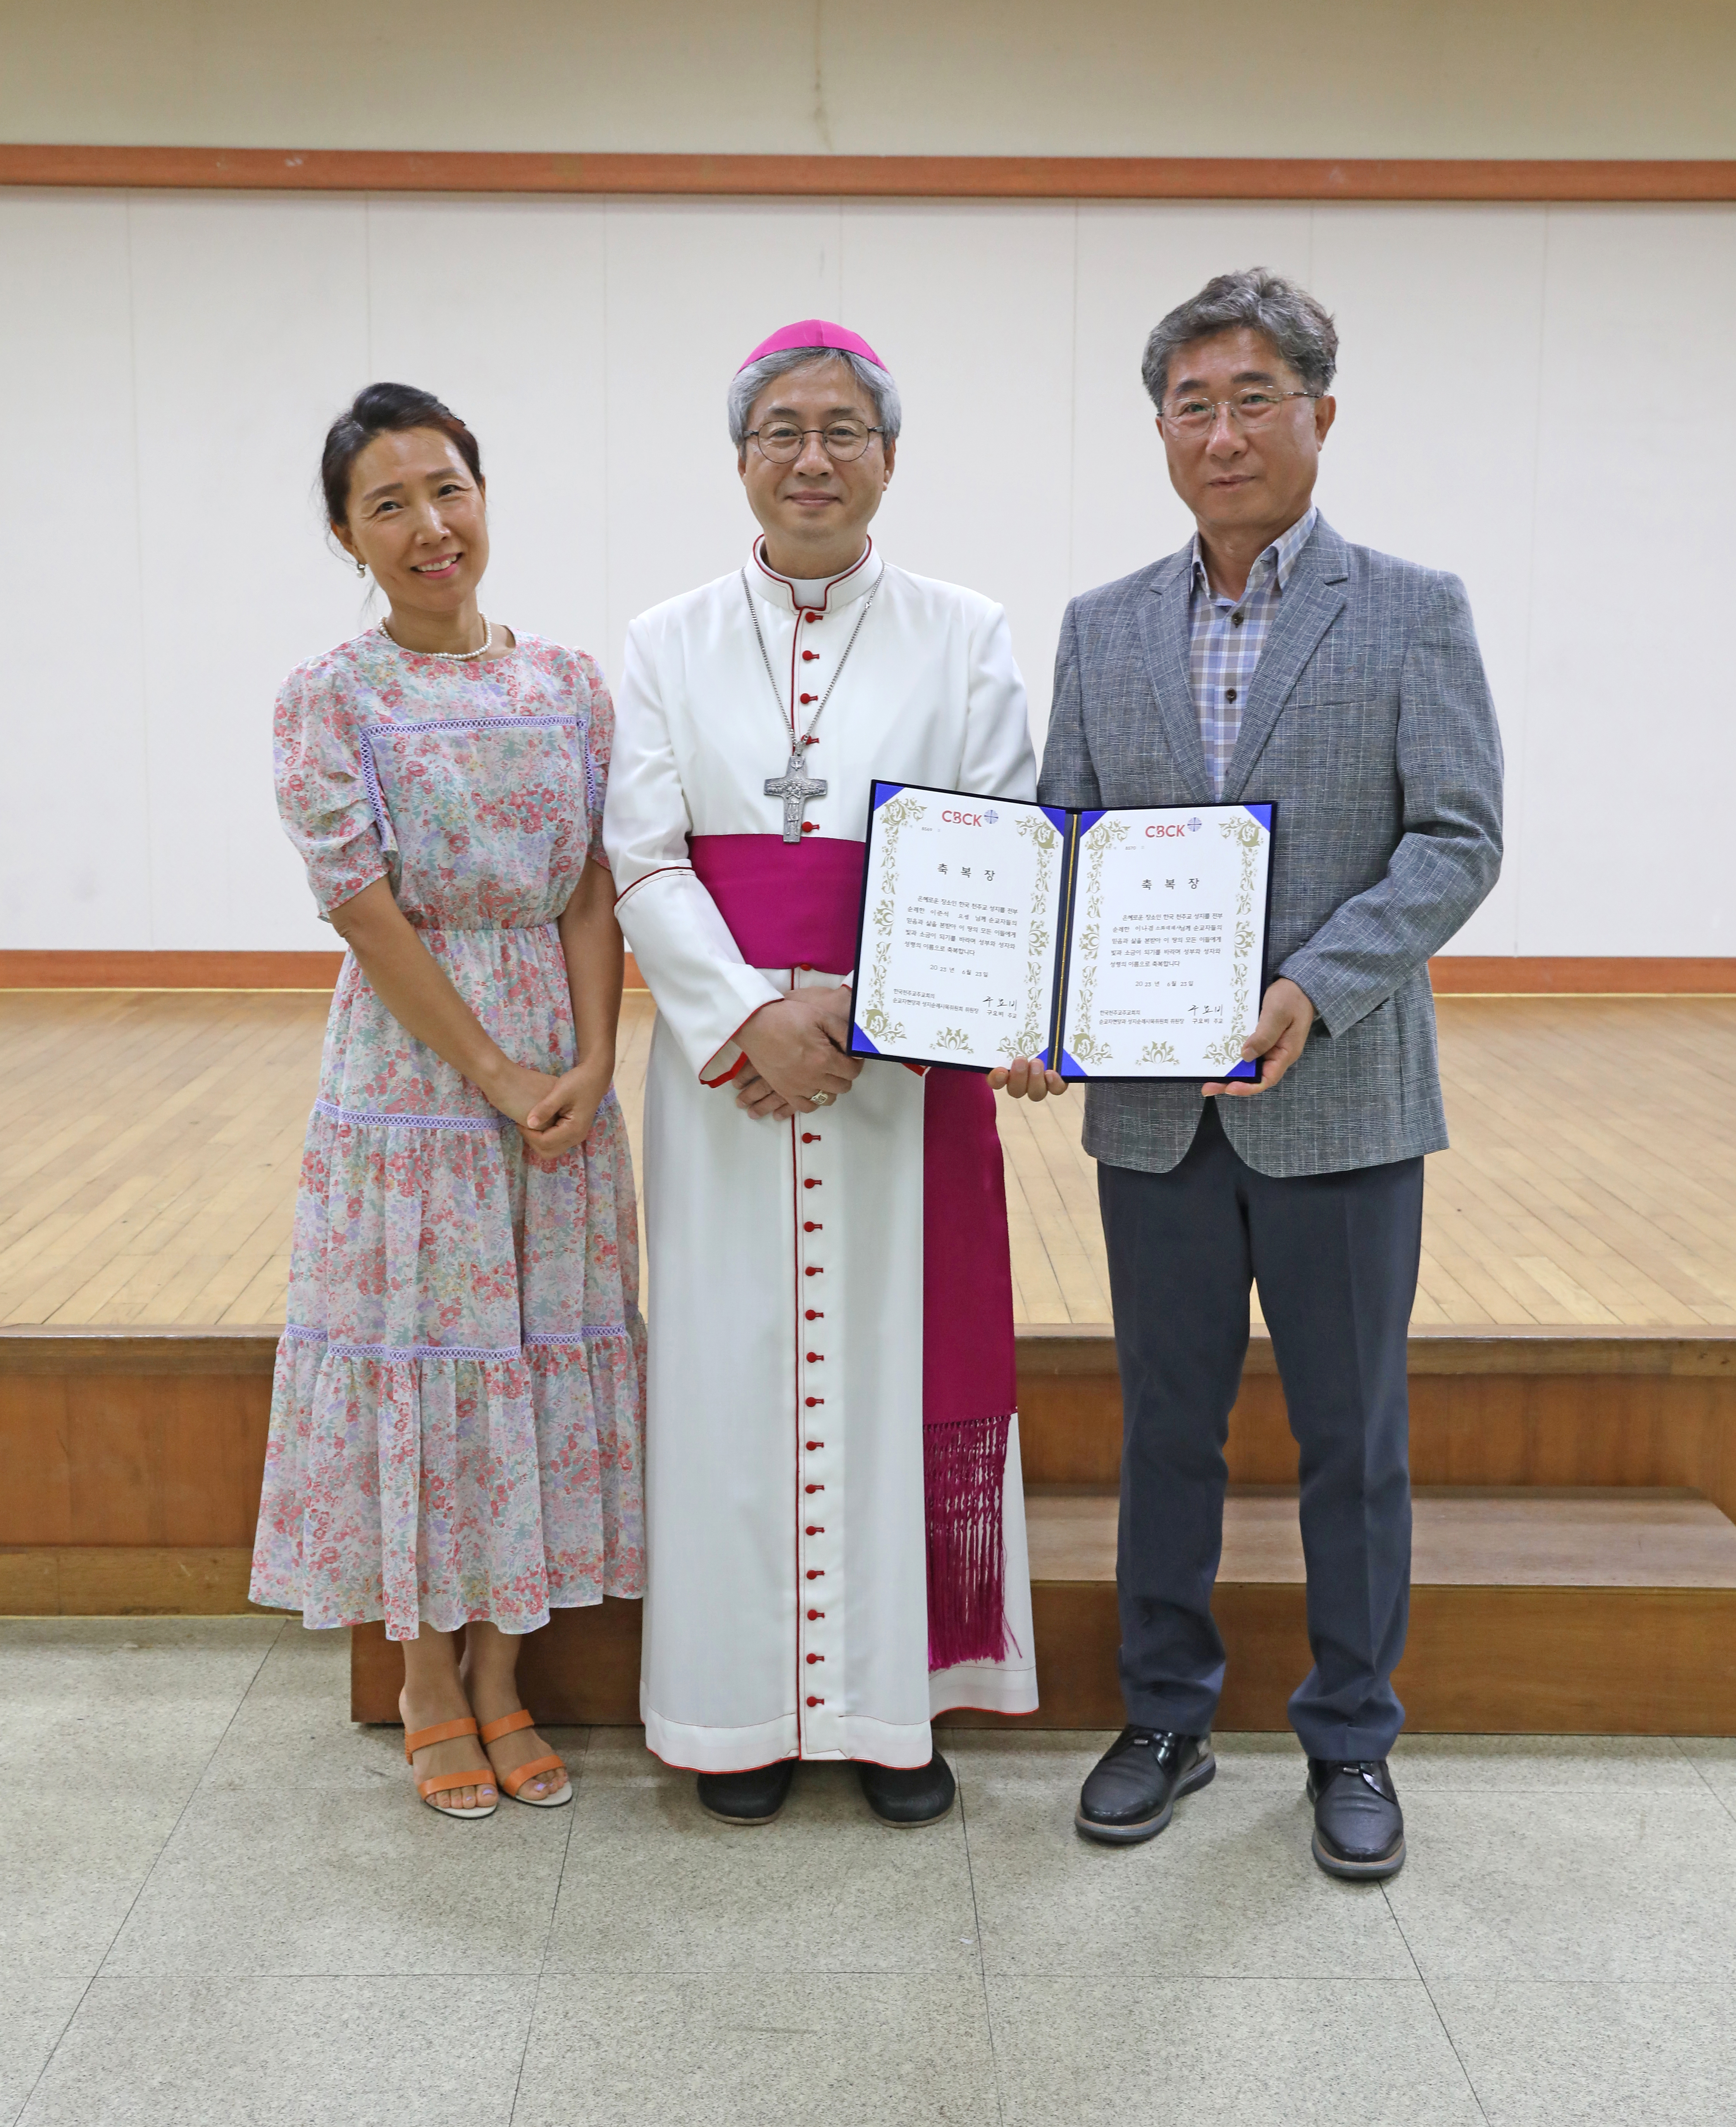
[0,1975,88,2127]
[1432,1980,1736,2127]
[16,1975,531,2127]
[956,1737,1414,1979]
[543,1730,980,1975]
[987,1974,1484,2126]
[1381,1734,1708,1792]
[513,1971,999,2127]
[0,1620,282,1977]
[1385,1788,1736,1982]
[1676,1736,1736,1803]
[101,1628,574,1978]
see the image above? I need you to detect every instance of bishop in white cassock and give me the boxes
[603,321,1040,1825]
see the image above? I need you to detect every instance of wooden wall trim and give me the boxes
[1429,957,1736,995]
[3,146,1735,203]
[0,950,345,990]
[0,948,650,991]
[3,948,1727,995]
[0,1328,279,1377]
[4,1321,1727,1380]
[1016,1324,1736,1381]
[0,1546,266,1617]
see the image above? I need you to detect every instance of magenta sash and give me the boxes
[690,832,1018,1670]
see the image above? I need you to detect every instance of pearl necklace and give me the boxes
[380,615,494,660]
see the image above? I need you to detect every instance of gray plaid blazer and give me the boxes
[1038,516,1504,1178]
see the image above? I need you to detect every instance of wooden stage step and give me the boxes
[348,1485,1736,1735]
[7,1322,1736,1731]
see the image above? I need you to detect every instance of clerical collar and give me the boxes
[749,536,879,615]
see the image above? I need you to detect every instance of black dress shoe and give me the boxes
[858,1751,956,1826]
[1075,1728,1215,1844]
[1307,1758,1405,1879]
[696,1759,796,1824]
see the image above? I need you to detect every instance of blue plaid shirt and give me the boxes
[1188,505,1319,796]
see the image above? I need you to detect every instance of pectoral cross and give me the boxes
[765,746,828,843]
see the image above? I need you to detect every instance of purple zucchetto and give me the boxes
[737,319,889,373]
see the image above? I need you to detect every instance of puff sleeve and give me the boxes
[272,665,391,920]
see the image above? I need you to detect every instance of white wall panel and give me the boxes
[1308,205,1549,954]
[1519,207,1736,955]
[366,196,610,661]
[127,193,370,950]
[839,202,1077,736]
[0,193,153,948]
[9,0,1736,160]
[1,190,1729,958]
[1069,204,1315,595]
[601,199,842,677]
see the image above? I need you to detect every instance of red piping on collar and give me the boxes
[750,536,875,615]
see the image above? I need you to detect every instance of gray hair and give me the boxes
[1141,268,1338,409]
[727,346,903,451]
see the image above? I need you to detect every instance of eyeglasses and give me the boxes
[746,420,887,463]
[1161,388,1317,437]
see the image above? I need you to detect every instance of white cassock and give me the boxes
[604,537,1041,1772]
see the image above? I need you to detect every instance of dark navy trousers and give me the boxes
[1099,1100,1423,1760]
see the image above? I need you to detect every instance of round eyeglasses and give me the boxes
[746,420,887,464]
[1161,388,1317,438]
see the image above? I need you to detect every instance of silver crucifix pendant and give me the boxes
[765,746,828,843]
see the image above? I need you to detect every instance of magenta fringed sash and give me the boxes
[691,833,1018,1670]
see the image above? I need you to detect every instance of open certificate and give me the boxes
[847,783,1274,1082]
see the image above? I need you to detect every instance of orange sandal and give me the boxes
[479,1710,573,1808]
[405,1716,498,1819]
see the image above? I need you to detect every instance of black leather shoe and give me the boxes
[858,1751,956,1826]
[1307,1758,1405,1879]
[696,1759,796,1824]
[1075,1728,1215,1844]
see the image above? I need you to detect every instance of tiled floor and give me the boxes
[7,1622,1736,2126]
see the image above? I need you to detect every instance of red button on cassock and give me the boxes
[806,1653,822,1663]
[804,610,821,622]
[806,1439,823,1450]
[806,1570,823,1580]
[799,693,816,705]
[807,1608,823,1620]
[803,1220,821,1232]
[801,822,819,834]
[803,1177,822,1189]
[805,1266,823,1276]
[806,1694,823,1706]
[805,1525,823,1536]
[805,1396,823,1407]
[806,1351,823,1363]
[804,1307,822,1319]
[802,650,818,661]
[801,1134,821,1145]
[805,1483,823,1493]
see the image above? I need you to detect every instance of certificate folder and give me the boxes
[846,782,1275,1082]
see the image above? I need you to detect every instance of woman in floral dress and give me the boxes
[251,383,645,1818]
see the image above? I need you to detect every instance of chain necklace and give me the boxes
[743,562,884,843]
[380,614,494,660]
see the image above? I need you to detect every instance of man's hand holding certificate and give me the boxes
[846,782,1276,1084]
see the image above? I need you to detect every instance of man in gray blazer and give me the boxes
[1024,269,1502,1876]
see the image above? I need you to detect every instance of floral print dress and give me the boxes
[250,629,646,1640]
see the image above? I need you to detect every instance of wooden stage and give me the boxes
[4,986,1736,1732]
[1,989,1733,1332]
